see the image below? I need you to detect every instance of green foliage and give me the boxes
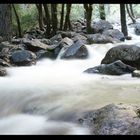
[12,4,38,36]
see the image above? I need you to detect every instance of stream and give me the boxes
[0,25,140,134]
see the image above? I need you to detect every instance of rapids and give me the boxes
[0,25,140,134]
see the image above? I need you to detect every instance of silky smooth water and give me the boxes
[0,25,140,134]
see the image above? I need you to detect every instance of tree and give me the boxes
[84,4,93,33]
[51,4,58,35]
[60,4,65,30]
[99,4,106,20]
[64,4,72,31]
[36,4,44,30]
[0,4,12,41]
[120,4,128,37]
[12,4,22,37]
[126,4,136,24]
[43,4,51,37]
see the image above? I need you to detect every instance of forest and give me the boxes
[0,4,140,135]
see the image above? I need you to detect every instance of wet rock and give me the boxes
[72,34,88,44]
[0,66,7,76]
[102,29,125,41]
[132,70,140,77]
[39,38,52,45]
[10,50,37,66]
[91,20,113,33]
[0,59,11,67]
[50,34,62,44]
[84,60,136,75]
[57,31,76,38]
[101,45,140,69]
[77,103,140,135]
[87,33,120,44]
[36,50,55,60]
[0,41,16,52]
[60,40,88,59]
[22,38,50,52]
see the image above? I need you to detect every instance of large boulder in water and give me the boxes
[10,50,37,66]
[84,60,136,75]
[60,40,88,59]
[102,29,125,41]
[101,45,140,69]
[87,33,120,44]
[91,20,113,33]
[77,103,140,135]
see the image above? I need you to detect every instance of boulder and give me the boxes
[87,33,120,44]
[91,20,113,33]
[77,103,140,135]
[132,70,140,78]
[72,34,88,44]
[84,60,136,75]
[0,41,16,52]
[10,50,37,66]
[102,29,125,41]
[57,31,76,38]
[36,50,55,60]
[60,40,88,59]
[22,38,50,52]
[0,59,11,67]
[50,34,62,44]
[0,66,7,76]
[101,45,140,69]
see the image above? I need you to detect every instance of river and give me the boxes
[0,25,140,134]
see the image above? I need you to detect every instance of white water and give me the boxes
[0,25,140,135]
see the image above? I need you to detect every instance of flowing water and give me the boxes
[0,25,140,135]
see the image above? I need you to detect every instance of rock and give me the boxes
[0,59,11,67]
[132,70,140,77]
[84,60,136,75]
[102,29,125,41]
[60,40,88,59]
[57,31,76,38]
[72,34,88,44]
[101,45,140,69]
[134,23,140,35]
[91,20,113,33]
[22,38,50,52]
[50,34,62,44]
[87,33,120,44]
[39,38,52,45]
[10,50,37,66]
[0,41,16,52]
[0,66,7,76]
[77,103,140,135]
[11,38,23,44]
[36,50,55,60]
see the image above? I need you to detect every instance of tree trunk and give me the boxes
[99,4,106,20]
[120,4,128,37]
[84,4,93,33]
[64,4,72,31]
[126,4,136,24]
[130,4,135,17]
[51,4,58,35]
[12,4,22,37]
[36,4,44,30]
[60,4,65,30]
[43,4,51,38]
[0,4,12,41]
